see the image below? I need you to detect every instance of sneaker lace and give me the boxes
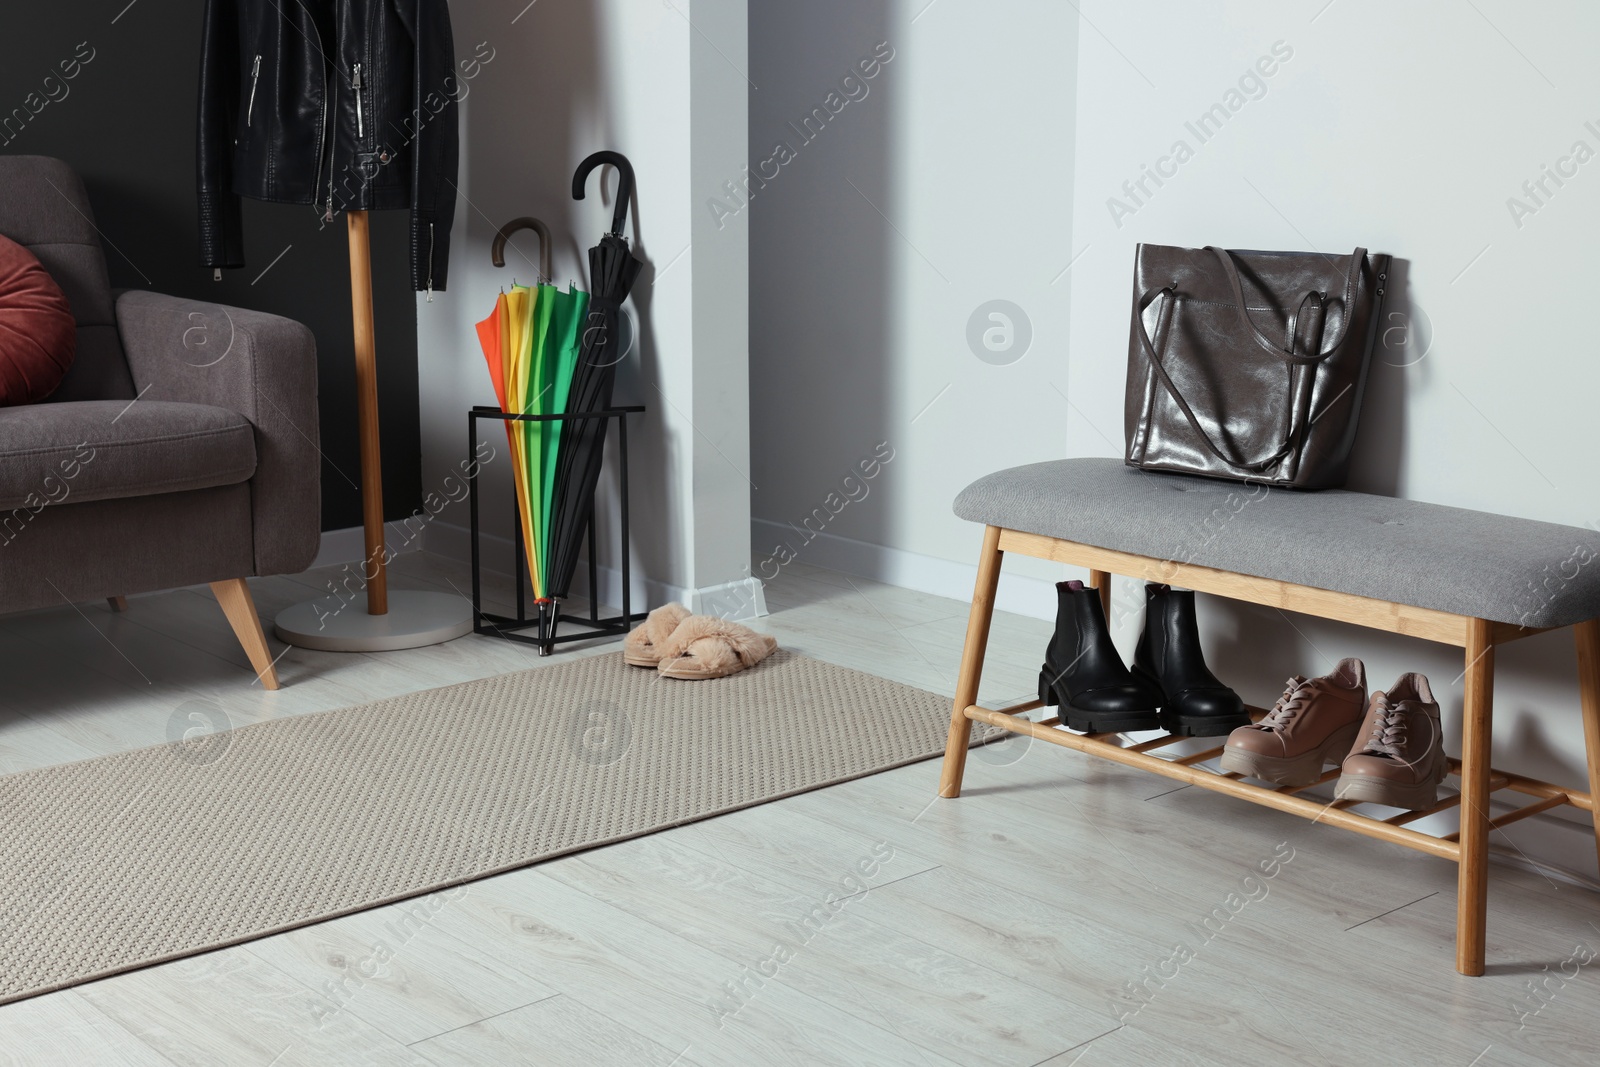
[1259,676,1311,731]
[1362,694,1409,759]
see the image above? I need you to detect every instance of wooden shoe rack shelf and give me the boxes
[937,525,1600,977]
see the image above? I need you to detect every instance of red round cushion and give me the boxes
[0,234,76,406]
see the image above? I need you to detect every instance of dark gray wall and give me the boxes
[0,0,422,533]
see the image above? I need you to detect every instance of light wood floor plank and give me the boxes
[0,989,177,1067]
[839,862,1174,1009]
[75,947,433,1067]
[672,795,943,895]
[409,993,704,1067]
[243,895,561,1047]
[543,833,1114,1066]
[415,867,968,1067]
[1034,1023,1233,1067]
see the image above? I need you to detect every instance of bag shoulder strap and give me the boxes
[1133,286,1295,473]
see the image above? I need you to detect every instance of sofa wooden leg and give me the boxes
[1456,617,1495,976]
[211,578,281,691]
[939,525,1004,799]
[1576,619,1600,883]
[107,596,128,612]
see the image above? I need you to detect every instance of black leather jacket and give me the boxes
[197,0,459,292]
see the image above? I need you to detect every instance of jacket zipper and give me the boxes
[352,62,364,138]
[426,223,435,300]
[246,55,262,127]
[325,77,337,221]
[321,2,346,220]
[300,7,330,221]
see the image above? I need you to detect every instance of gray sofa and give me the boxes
[0,156,320,689]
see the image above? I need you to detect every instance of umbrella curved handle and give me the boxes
[491,217,553,282]
[572,151,635,237]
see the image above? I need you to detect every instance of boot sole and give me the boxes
[1159,711,1255,738]
[1039,670,1161,733]
[1218,722,1361,786]
[1334,750,1450,809]
[1062,706,1164,733]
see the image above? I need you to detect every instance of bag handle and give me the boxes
[1132,247,1367,474]
[1206,245,1366,363]
[1134,286,1294,473]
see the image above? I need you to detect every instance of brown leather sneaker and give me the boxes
[1334,673,1448,809]
[1220,658,1367,786]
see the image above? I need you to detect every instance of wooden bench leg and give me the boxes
[1576,619,1600,884]
[1089,569,1112,623]
[939,525,1004,799]
[211,578,282,691]
[1456,617,1495,976]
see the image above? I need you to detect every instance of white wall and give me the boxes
[688,0,756,611]
[1067,0,1600,884]
[414,0,754,612]
[752,0,1600,884]
[748,0,1080,610]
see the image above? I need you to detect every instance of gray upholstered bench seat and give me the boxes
[954,458,1600,629]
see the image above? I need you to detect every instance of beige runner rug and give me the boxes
[0,650,977,1004]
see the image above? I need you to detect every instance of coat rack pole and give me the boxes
[347,209,388,615]
[274,209,474,652]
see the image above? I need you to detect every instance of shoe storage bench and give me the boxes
[937,459,1600,976]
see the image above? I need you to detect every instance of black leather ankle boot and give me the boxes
[1133,584,1249,736]
[1039,580,1163,732]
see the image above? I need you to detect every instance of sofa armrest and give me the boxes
[115,290,320,577]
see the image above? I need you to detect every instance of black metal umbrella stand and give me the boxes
[467,404,647,655]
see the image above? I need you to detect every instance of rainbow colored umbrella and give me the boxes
[476,245,589,600]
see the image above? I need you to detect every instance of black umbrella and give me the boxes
[546,151,643,605]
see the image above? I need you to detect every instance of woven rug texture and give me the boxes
[0,650,970,1003]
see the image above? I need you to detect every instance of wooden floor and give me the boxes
[1,552,1598,1066]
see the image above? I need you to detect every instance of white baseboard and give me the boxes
[311,525,370,569]
[752,518,1060,620]
[1490,845,1600,894]
[689,577,769,620]
[311,523,427,569]
[420,519,767,623]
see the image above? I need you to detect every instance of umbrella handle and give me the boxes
[572,151,635,237]
[491,217,553,283]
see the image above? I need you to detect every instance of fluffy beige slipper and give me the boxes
[655,615,778,680]
[623,603,692,667]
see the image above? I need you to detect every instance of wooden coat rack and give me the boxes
[272,210,474,653]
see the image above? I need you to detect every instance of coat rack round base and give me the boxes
[274,590,474,653]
